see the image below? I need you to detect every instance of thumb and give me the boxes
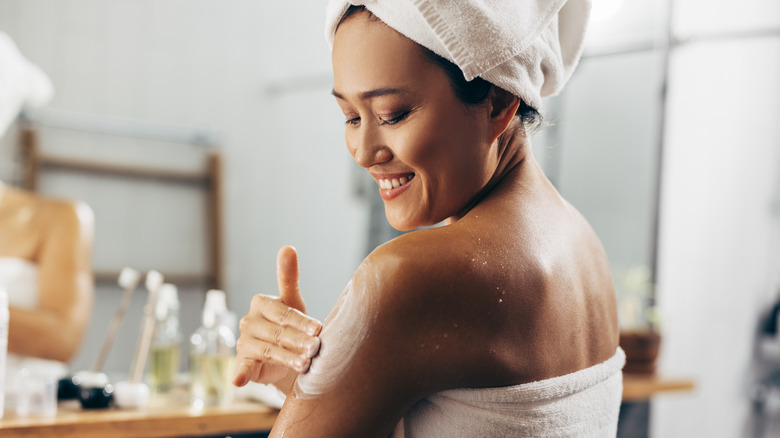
[277,245,306,313]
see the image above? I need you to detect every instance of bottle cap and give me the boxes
[118,267,141,290]
[203,289,227,328]
[145,270,164,293]
[155,283,180,319]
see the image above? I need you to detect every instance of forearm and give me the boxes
[275,372,298,396]
[8,306,84,362]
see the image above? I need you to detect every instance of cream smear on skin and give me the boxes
[294,263,376,398]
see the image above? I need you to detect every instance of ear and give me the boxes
[487,87,522,143]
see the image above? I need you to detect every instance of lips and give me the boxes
[373,172,415,201]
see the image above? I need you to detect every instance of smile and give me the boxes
[377,173,415,190]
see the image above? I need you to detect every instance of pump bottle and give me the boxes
[189,289,236,407]
[149,283,182,393]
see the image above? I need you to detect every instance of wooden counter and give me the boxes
[621,373,695,402]
[0,388,278,438]
[0,374,693,437]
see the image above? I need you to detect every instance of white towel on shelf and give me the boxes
[325,0,592,110]
[392,348,625,438]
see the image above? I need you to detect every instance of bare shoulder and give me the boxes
[296,228,484,397]
[38,195,94,237]
[350,226,520,386]
[32,195,94,266]
[280,228,510,436]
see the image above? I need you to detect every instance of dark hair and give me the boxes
[337,5,541,130]
[420,49,541,129]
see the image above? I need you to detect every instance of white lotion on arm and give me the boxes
[295,263,379,398]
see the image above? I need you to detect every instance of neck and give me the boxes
[446,118,529,223]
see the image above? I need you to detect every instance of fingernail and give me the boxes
[304,337,321,357]
[298,358,311,373]
[307,323,321,336]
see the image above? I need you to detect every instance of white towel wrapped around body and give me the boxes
[0,258,68,408]
[325,0,592,110]
[392,347,625,438]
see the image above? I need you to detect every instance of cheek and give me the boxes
[344,130,358,158]
[392,121,448,168]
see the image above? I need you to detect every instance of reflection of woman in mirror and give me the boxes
[0,30,94,389]
[235,1,623,436]
[0,181,94,378]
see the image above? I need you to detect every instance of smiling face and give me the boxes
[332,11,500,231]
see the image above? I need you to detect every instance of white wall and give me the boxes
[0,0,368,374]
[653,0,780,436]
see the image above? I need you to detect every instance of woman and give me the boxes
[0,181,94,382]
[234,1,623,436]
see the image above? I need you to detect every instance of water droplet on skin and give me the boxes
[443,333,448,338]
[435,345,440,350]
[498,298,503,303]
[453,324,459,329]
[501,290,506,295]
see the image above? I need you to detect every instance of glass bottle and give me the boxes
[189,289,236,407]
[149,283,182,393]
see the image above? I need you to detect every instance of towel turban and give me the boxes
[325,0,591,111]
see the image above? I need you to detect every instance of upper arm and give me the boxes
[36,200,94,325]
[270,245,498,437]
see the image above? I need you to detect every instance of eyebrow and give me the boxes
[331,87,409,101]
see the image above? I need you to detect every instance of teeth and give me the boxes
[378,174,414,190]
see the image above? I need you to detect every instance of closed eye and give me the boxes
[379,110,411,126]
[345,116,361,126]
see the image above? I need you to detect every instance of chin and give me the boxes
[388,219,417,232]
[385,211,419,232]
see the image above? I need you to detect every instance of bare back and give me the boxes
[432,153,619,386]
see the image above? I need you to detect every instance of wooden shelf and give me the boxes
[622,374,695,402]
[0,389,277,438]
[19,125,226,291]
[93,270,215,287]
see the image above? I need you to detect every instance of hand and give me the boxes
[233,246,323,393]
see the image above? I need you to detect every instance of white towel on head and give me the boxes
[325,0,591,110]
[0,32,54,138]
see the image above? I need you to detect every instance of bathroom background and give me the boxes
[1,0,779,437]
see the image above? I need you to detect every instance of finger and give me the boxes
[233,360,253,387]
[241,314,321,357]
[277,246,306,313]
[238,337,311,374]
[250,294,322,336]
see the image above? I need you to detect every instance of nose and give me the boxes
[348,124,392,168]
